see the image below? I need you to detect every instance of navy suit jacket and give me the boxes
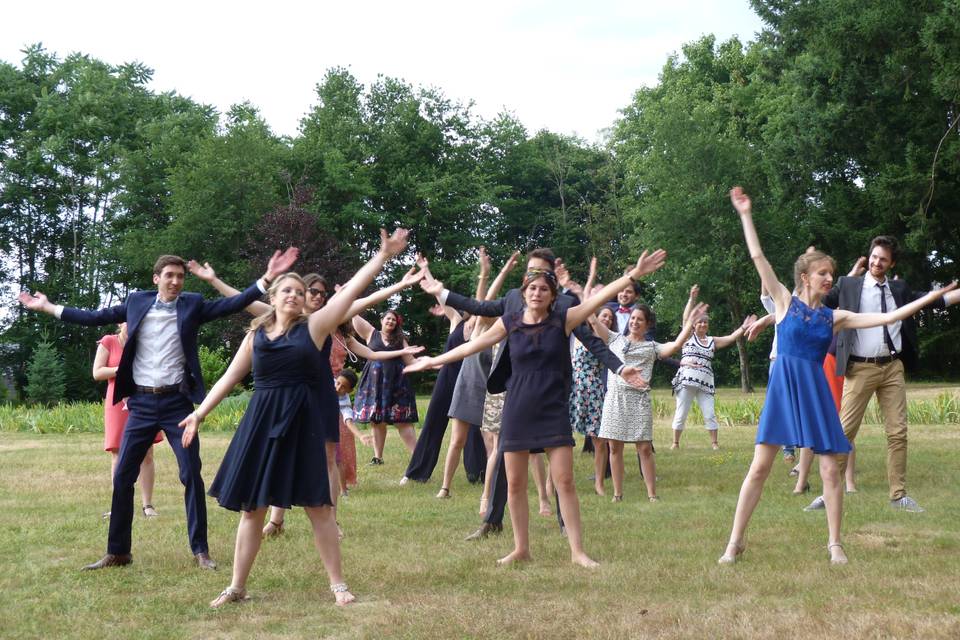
[445,288,624,394]
[61,283,264,404]
[822,275,945,375]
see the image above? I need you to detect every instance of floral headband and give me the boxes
[523,268,558,289]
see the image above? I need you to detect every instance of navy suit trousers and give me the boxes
[107,392,207,555]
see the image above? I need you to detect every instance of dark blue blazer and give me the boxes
[61,283,263,404]
[445,288,624,394]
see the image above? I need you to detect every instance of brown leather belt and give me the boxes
[849,354,899,365]
[135,384,180,395]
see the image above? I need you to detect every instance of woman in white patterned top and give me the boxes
[594,303,705,502]
[670,285,755,450]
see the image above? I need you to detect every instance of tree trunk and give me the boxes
[729,297,754,393]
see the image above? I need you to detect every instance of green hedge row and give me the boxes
[2,392,958,434]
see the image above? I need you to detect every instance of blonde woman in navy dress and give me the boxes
[179,229,409,607]
[720,188,954,566]
[406,250,667,567]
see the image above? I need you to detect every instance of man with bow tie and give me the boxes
[603,281,656,338]
[19,249,297,571]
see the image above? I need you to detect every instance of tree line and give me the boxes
[2,0,958,403]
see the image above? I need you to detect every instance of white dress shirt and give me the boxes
[132,296,186,386]
[851,273,902,358]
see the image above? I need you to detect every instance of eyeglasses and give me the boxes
[307,288,327,297]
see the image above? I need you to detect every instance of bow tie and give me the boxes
[153,299,177,312]
[618,306,632,313]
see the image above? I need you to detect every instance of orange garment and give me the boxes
[822,352,844,413]
[331,332,357,487]
[100,334,163,451]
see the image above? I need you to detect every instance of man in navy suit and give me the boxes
[19,249,296,570]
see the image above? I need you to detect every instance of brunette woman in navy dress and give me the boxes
[720,188,953,566]
[407,250,666,567]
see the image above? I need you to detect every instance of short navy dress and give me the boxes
[756,297,852,454]
[209,322,336,511]
[499,309,576,452]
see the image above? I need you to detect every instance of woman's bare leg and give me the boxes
[546,446,598,568]
[721,444,779,560]
[794,447,815,493]
[637,441,656,498]
[304,505,355,605]
[499,451,531,565]
[138,445,157,514]
[820,454,847,564]
[229,507,268,591]
[395,423,417,453]
[530,453,552,516]
[844,447,857,493]
[372,423,387,459]
[609,440,625,499]
[439,419,469,496]
[479,433,499,514]
[592,437,608,495]
[263,506,286,537]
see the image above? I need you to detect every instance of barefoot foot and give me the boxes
[571,552,600,568]
[496,549,532,566]
[538,502,552,517]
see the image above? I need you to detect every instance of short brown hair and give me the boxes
[526,247,556,270]
[869,235,900,263]
[153,255,187,276]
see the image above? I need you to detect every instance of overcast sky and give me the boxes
[2,1,766,141]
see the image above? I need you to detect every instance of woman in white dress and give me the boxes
[594,303,705,502]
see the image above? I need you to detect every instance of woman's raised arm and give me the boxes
[565,250,667,333]
[730,187,791,320]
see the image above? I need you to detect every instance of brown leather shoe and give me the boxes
[82,553,132,571]
[195,552,217,570]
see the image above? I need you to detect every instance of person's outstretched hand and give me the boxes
[265,247,299,282]
[730,186,752,216]
[380,228,410,258]
[187,260,217,282]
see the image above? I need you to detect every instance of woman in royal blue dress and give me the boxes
[178,229,410,608]
[406,250,666,567]
[720,188,954,565]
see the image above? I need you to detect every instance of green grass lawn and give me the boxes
[2,402,960,638]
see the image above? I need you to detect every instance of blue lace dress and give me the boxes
[757,297,852,454]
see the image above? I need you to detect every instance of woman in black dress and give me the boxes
[179,229,409,608]
[406,250,666,567]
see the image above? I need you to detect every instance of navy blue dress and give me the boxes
[209,323,335,511]
[756,297,852,454]
[499,309,576,452]
[353,330,419,424]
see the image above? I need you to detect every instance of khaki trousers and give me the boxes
[836,359,908,500]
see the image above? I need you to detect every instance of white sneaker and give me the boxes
[803,496,825,511]
[890,496,925,513]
